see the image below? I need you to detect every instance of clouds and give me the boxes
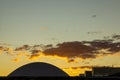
[112,34,120,40]
[29,53,41,60]
[0,46,13,55]
[29,50,43,60]
[15,44,46,51]
[83,40,120,53]
[43,35,120,59]
[15,45,31,51]
[43,41,97,59]
[0,34,120,62]
[0,46,8,51]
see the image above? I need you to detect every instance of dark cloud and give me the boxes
[1,34,120,61]
[0,46,13,55]
[112,34,120,40]
[103,34,120,41]
[83,40,120,53]
[15,45,31,51]
[0,46,4,50]
[43,36,120,59]
[29,53,41,60]
[0,46,9,51]
[43,41,97,59]
[15,44,44,51]
[83,40,112,49]
[31,50,42,54]
[45,44,53,47]
[108,42,120,52]
[33,45,41,48]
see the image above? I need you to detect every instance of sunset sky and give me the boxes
[0,0,120,76]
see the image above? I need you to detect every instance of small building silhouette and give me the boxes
[85,71,92,77]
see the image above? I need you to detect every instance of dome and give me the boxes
[8,62,68,77]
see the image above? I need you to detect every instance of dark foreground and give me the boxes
[0,77,120,80]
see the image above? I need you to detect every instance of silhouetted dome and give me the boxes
[8,62,68,77]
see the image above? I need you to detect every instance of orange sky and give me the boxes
[0,49,120,76]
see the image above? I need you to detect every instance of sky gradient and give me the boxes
[0,0,120,76]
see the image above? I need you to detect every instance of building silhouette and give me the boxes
[109,72,120,77]
[92,67,120,77]
[79,66,120,77]
[85,71,92,77]
[8,62,68,77]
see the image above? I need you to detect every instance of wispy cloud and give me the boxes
[87,31,101,34]
[0,43,11,46]
[40,27,49,31]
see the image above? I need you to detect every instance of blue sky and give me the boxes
[0,0,120,46]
